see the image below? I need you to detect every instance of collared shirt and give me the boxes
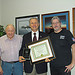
[0,34,22,62]
[32,30,39,41]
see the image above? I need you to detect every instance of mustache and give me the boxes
[54,26,58,28]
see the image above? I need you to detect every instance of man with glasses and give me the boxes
[49,16,75,75]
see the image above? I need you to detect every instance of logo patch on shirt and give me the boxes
[60,35,65,39]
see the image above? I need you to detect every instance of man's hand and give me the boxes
[45,58,53,62]
[19,56,26,62]
[0,66,3,75]
[65,63,74,73]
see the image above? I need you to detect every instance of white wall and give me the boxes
[1,0,75,31]
[1,0,75,75]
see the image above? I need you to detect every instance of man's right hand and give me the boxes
[19,56,26,62]
[0,66,3,75]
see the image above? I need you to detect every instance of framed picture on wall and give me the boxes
[73,8,75,36]
[41,11,70,34]
[15,14,40,35]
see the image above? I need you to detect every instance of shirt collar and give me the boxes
[32,30,39,35]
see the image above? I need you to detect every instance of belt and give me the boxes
[2,61,19,63]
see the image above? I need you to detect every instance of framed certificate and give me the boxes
[28,36,56,63]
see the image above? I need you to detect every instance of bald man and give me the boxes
[0,24,23,75]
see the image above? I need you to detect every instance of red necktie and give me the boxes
[33,33,37,41]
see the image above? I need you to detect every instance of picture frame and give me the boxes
[28,36,56,63]
[41,11,70,34]
[72,8,75,36]
[15,14,40,35]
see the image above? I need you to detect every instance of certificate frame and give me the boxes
[28,36,56,63]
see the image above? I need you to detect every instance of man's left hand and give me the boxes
[65,63,74,73]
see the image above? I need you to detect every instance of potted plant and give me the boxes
[0,25,6,37]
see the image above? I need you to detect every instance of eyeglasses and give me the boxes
[52,22,60,25]
[30,22,38,25]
